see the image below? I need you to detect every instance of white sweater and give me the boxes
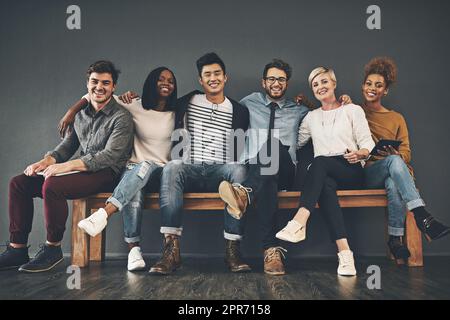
[83,94,175,166]
[298,104,375,158]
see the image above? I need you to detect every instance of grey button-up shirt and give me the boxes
[239,92,309,164]
[47,97,134,174]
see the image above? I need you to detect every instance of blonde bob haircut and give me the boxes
[308,67,337,88]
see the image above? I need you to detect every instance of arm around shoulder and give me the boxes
[58,97,89,137]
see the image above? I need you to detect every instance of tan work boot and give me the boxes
[264,247,287,276]
[219,181,252,219]
[149,235,181,275]
[225,240,251,272]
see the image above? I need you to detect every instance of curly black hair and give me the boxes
[364,57,398,88]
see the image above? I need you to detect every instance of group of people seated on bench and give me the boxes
[1,53,449,276]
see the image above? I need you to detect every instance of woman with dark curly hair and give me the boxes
[362,57,449,263]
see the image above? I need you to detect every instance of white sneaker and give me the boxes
[337,250,357,276]
[77,208,108,237]
[275,220,306,243]
[127,247,146,271]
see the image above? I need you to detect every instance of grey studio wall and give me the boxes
[1,0,449,259]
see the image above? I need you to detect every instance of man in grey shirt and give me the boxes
[0,60,134,273]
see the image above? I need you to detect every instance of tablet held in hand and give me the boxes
[370,139,402,156]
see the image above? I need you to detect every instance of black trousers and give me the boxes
[244,142,295,249]
[299,156,364,241]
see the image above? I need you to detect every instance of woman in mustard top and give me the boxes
[362,57,449,262]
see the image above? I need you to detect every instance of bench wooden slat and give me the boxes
[88,189,387,211]
[72,188,423,268]
[87,190,388,210]
[92,189,387,199]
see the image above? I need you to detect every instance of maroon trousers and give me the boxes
[8,168,119,244]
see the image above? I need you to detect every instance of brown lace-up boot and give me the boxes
[225,240,251,272]
[264,247,287,275]
[218,181,252,219]
[149,235,181,275]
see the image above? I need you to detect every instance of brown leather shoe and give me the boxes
[218,181,252,219]
[225,240,251,272]
[149,235,181,275]
[264,247,287,276]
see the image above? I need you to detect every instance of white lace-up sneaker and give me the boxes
[127,246,146,271]
[337,250,357,276]
[275,220,306,243]
[77,208,108,237]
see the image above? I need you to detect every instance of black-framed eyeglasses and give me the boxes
[264,76,287,84]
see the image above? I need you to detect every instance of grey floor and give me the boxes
[1,256,450,300]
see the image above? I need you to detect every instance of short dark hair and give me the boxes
[86,60,120,84]
[263,59,292,80]
[141,67,178,111]
[196,52,226,77]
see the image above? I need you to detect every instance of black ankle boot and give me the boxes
[414,216,450,241]
[388,236,410,262]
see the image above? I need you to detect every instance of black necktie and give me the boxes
[267,102,278,156]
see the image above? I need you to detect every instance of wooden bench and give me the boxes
[71,189,423,268]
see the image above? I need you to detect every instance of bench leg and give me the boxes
[405,211,424,267]
[71,199,89,267]
[89,208,106,262]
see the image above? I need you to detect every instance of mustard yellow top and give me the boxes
[363,106,414,175]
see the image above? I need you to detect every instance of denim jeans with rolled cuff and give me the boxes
[365,155,425,236]
[107,161,163,243]
[159,160,247,240]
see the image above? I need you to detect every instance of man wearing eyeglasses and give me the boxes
[218,59,310,275]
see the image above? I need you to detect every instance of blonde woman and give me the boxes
[276,67,375,276]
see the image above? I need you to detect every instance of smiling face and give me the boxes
[262,67,289,100]
[198,63,227,95]
[311,72,336,102]
[157,69,175,99]
[87,72,115,104]
[362,73,388,103]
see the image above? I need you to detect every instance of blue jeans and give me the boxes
[159,160,247,240]
[107,161,163,243]
[364,155,425,236]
